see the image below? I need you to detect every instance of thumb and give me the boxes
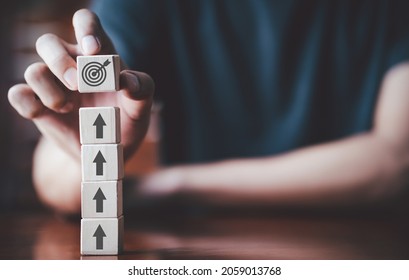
[119,70,155,121]
[72,9,116,55]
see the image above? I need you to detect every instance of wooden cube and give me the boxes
[81,180,123,218]
[81,144,124,181]
[80,255,119,260]
[81,216,124,255]
[77,55,120,93]
[79,107,121,144]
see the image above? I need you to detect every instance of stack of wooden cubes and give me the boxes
[77,55,123,255]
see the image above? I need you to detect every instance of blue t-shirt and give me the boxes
[93,0,409,164]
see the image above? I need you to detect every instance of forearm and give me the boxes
[33,137,82,213]
[177,133,409,207]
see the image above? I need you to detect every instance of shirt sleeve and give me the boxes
[386,1,409,69]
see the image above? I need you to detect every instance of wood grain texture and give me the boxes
[2,210,409,259]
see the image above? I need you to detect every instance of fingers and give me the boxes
[72,9,116,55]
[118,70,155,120]
[120,70,155,100]
[8,84,46,119]
[35,9,116,92]
[9,60,76,120]
[36,33,78,90]
[24,62,74,113]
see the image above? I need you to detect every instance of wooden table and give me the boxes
[1,206,409,260]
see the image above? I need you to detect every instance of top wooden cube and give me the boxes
[77,55,120,93]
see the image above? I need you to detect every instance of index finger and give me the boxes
[36,33,79,91]
[72,9,116,55]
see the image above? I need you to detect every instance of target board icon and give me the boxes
[77,55,120,93]
[82,59,111,87]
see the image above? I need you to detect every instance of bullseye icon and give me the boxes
[82,59,111,87]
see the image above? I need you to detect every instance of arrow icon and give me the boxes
[93,225,106,250]
[93,188,106,213]
[102,59,111,67]
[93,151,106,176]
[93,114,106,139]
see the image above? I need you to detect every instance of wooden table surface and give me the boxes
[1,206,409,260]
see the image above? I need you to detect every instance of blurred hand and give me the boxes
[8,9,154,161]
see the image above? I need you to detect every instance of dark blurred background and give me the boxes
[0,0,159,212]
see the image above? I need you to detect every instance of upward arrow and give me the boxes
[93,151,106,176]
[93,114,106,139]
[93,225,106,250]
[93,188,106,213]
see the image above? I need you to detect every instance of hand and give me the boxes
[8,9,154,161]
[7,9,154,213]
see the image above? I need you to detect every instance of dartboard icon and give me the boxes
[82,59,110,87]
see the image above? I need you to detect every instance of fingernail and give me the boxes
[63,67,77,90]
[59,102,74,113]
[82,35,100,54]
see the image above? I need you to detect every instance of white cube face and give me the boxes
[81,216,124,255]
[77,55,120,93]
[82,181,123,218]
[79,107,121,144]
[81,144,124,181]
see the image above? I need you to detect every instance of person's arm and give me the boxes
[139,63,409,208]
